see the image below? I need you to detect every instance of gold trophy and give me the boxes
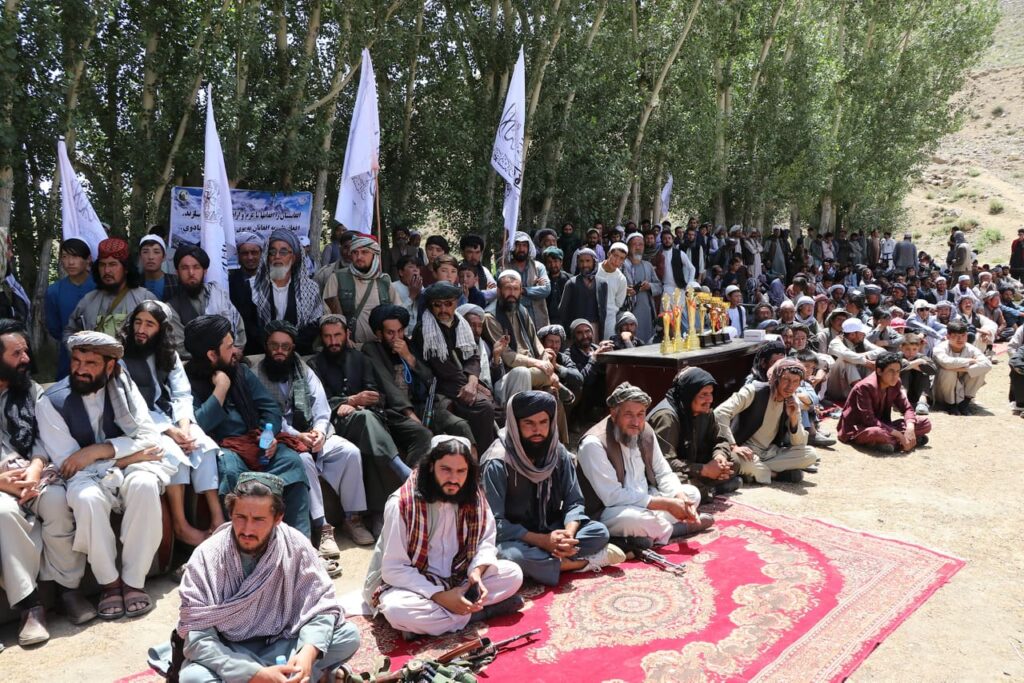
[673,289,685,353]
[683,286,699,351]
[660,293,672,354]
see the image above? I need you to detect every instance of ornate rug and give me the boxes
[345,500,964,682]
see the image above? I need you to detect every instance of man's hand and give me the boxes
[784,396,801,426]
[700,457,733,481]
[212,370,231,392]
[348,390,380,408]
[0,469,31,497]
[492,335,509,360]
[18,462,43,503]
[731,444,756,461]
[592,340,615,356]
[626,286,636,297]
[639,280,651,292]
[457,375,479,405]
[336,403,356,419]
[863,359,876,371]
[164,426,196,453]
[536,359,555,375]
[548,529,580,558]
[60,443,113,479]
[535,277,548,287]
[650,496,697,523]
[115,445,165,469]
[486,280,497,290]
[285,643,320,683]
[248,664,303,683]
[303,430,326,453]
[431,586,481,616]
[409,273,423,299]
[391,336,416,365]
[467,567,488,605]
[403,409,422,425]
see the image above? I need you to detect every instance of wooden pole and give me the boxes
[374,172,382,244]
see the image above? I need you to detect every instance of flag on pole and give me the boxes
[491,47,526,252]
[57,139,107,259]
[660,173,674,220]
[201,84,236,291]
[334,48,380,235]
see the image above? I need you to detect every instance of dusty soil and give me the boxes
[2,360,1022,682]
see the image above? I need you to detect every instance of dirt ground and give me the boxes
[2,356,1023,682]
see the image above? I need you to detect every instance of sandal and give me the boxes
[322,557,343,579]
[97,585,125,620]
[122,585,155,618]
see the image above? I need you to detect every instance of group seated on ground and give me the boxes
[0,220,1017,679]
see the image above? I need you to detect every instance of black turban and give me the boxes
[59,238,91,259]
[265,319,298,340]
[510,390,556,421]
[183,315,233,358]
[423,281,462,303]
[369,304,411,332]
[173,243,211,270]
[459,234,485,251]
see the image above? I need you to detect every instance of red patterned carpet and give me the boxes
[121,500,963,683]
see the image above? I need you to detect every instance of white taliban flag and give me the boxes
[201,84,236,290]
[660,173,674,220]
[57,139,107,259]
[490,47,526,252]
[334,48,380,235]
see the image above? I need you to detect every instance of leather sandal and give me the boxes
[97,585,125,620]
[123,585,155,618]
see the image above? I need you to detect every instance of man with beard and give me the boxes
[65,237,163,339]
[826,318,884,402]
[362,304,474,446]
[324,235,399,346]
[558,247,601,328]
[363,437,524,637]
[567,319,614,422]
[45,237,95,379]
[313,313,427,522]
[623,232,661,343]
[182,315,311,539]
[255,320,372,552]
[459,233,497,304]
[542,246,570,327]
[171,473,359,683]
[38,331,175,619]
[649,367,741,504]
[117,301,223,547]
[483,391,622,586]
[505,231,551,328]
[570,227,605,273]
[679,225,706,283]
[537,323,584,402]
[246,228,324,354]
[659,232,698,305]
[227,232,264,352]
[557,222,581,274]
[577,383,713,546]
[0,320,88,646]
[411,282,496,449]
[164,244,246,360]
[138,234,178,300]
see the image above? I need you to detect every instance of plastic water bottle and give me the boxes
[258,423,274,466]
[275,655,287,666]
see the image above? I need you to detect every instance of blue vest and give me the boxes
[44,379,124,448]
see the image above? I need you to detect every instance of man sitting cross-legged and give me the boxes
[713,357,818,485]
[838,351,932,454]
[182,315,311,539]
[577,382,713,548]
[648,367,742,505]
[174,473,360,683]
[482,391,623,586]
[37,332,176,620]
[932,319,994,415]
[363,437,524,638]
[255,320,372,553]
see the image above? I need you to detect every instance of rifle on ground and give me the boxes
[611,535,687,576]
[422,378,438,429]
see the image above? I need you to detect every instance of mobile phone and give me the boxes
[464,582,480,602]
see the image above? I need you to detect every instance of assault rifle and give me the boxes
[422,378,438,429]
[611,535,687,576]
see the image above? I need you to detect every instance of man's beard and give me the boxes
[213,356,239,374]
[233,528,272,557]
[513,251,528,263]
[322,344,345,361]
[630,252,643,263]
[269,265,290,281]
[612,424,639,447]
[0,360,30,392]
[70,371,108,395]
[181,280,205,298]
[125,333,160,359]
[522,433,552,463]
[98,277,124,293]
[438,480,464,502]
[501,297,519,312]
[262,354,295,382]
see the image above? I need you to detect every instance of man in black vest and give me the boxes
[227,231,264,354]
[312,313,428,516]
[713,356,817,484]
[118,301,224,547]
[37,331,175,620]
[557,248,601,330]
[577,383,712,547]
[163,244,246,360]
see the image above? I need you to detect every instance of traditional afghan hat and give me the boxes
[235,231,264,248]
[369,304,410,332]
[569,318,595,335]
[183,315,233,358]
[423,281,462,302]
[173,243,211,270]
[536,324,566,344]
[318,313,348,330]
[606,382,651,407]
[97,237,130,262]
[139,234,166,252]
[236,472,285,497]
[350,235,381,254]
[67,331,123,359]
[265,319,298,339]
[542,246,564,260]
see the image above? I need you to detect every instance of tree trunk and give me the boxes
[128,29,160,228]
[396,0,427,216]
[615,0,702,226]
[0,0,22,229]
[280,0,323,189]
[748,0,788,103]
[30,238,52,367]
[520,0,565,179]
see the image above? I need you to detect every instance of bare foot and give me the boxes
[174,522,210,547]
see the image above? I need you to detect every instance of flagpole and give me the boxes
[374,172,382,244]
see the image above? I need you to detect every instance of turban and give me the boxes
[953,230,966,244]
[60,238,91,259]
[139,234,166,252]
[757,319,780,330]
[513,231,532,244]
[423,281,461,302]
[864,284,882,295]
[796,296,814,309]
[615,311,638,331]
[767,357,805,388]
[265,319,298,340]
[460,234,485,251]
[536,324,566,344]
[429,434,472,451]
[625,232,644,245]
[173,243,211,270]
[892,283,907,292]
[607,382,651,408]
[497,269,522,284]
[608,242,628,255]
[828,284,846,296]
[570,318,595,335]
[369,304,410,332]
[456,303,485,320]
[318,313,348,330]
[67,331,123,359]
[98,237,130,262]
[350,235,381,254]
[236,472,285,498]
[841,318,867,334]
[511,390,557,421]
[236,231,263,247]
[574,247,597,261]
[183,315,233,358]
[267,228,300,254]
[541,246,564,260]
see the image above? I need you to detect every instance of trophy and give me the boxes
[672,289,685,353]
[683,286,699,351]
[660,293,672,354]
[696,292,713,347]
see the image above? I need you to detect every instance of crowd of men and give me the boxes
[0,216,1019,680]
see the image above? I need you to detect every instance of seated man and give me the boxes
[118,301,224,547]
[933,319,993,415]
[610,311,644,350]
[825,317,884,402]
[577,383,713,547]
[536,323,584,401]
[247,229,324,354]
[648,367,741,504]
[364,437,524,637]
[482,391,622,586]
[566,319,614,423]
[182,315,311,537]
[0,320,88,645]
[38,332,176,619]
[175,473,359,683]
[255,320,372,550]
[713,357,818,484]
[898,332,936,415]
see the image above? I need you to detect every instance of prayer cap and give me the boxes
[236,231,264,247]
[60,238,91,259]
[429,434,472,450]
[237,472,285,498]
[724,285,741,296]
[913,299,933,310]
[97,237,130,262]
[841,318,867,334]
[423,281,461,302]
[350,235,380,254]
[173,243,210,270]
[608,242,628,255]
[935,276,947,284]
[511,390,556,421]
[828,284,846,295]
[183,315,233,358]
[934,300,954,309]
[497,269,522,283]
[984,289,1000,300]
[456,304,485,320]
[67,331,123,359]
[318,313,348,330]
[796,296,814,308]
[542,246,564,260]
[626,232,644,245]
[369,304,410,332]
[957,274,971,283]
[460,234,485,251]
[536,324,566,344]
[139,234,166,252]
[607,382,651,408]
[265,319,298,340]
[574,247,597,261]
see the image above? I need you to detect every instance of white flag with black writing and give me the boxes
[201,85,236,290]
[335,48,380,235]
[57,139,107,259]
[490,47,526,251]
[660,173,673,220]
